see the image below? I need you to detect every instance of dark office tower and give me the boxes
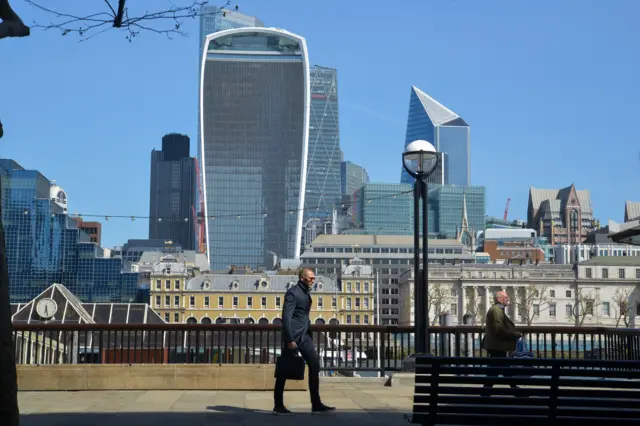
[148,134,197,250]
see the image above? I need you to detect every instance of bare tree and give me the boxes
[612,287,634,328]
[464,288,484,326]
[428,283,456,326]
[515,284,550,326]
[3,0,236,41]
[0,125,18,426]
[0,0,30,38]
[569,289,599,327]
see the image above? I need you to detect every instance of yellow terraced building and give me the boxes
[150,256,376,325]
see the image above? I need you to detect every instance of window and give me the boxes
[346,298,352,310]
[346,314,352,324]
[155,295,161,308]
[364,298,369,309]
[218,296,224,308]
[174,296,180,307]
[356,282,361,293]
[619,269,626,279]
[174,280,180,290]
[570,209,578,232]
[276,296,281,309]
[204,296,210,308]
[533,304,540,316]
[364,315,369,324]
[602,268,609,279]
[164,313,170,322]
[565,304,573,317]
[247,297,253,308]
[165,280,171,290]
[566,290,572,298]
[155,280,161,290]
[355,298,360,309]
[174,313,180,323]
[602,302,610,316]
[364,282,370,293]
[165,296,170,308]
[331,296,337,309]
[450,303,457,316]
[346,282,352,292]
[233,296,238,308]
[550,290,555,298]
[189,296,195,308]
[355,315,360,324]
[318,297,323,309]
[636,269,640,279]
[585,300,594,316]
[585,268,592,278]
[549,304,556,317]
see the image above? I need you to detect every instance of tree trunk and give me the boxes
[0,177,19,426]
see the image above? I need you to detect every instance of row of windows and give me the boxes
[154,279,184,290]
[153,295,376,310]
[585,268,640,279]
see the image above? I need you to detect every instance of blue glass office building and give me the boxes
[0,160,139,303]
[341,161,369,196]
[200,28,310,270]
[351,183,485,238]
[304,66,342,224]
[400,86,470,186]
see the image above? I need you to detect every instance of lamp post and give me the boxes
[402,140,439,356]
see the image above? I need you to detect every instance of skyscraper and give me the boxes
[401,86,470,186]
[148,133,197,250]
[0,159,138,303]
[303,66,342,242]
[341,161,370,196]
[200,28,310,270]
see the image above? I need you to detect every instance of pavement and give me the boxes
[18,380,414,426]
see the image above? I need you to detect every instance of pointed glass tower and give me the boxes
[401,86,470,186]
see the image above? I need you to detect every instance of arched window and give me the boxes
[570,209,579,232]
[272,318,282,325]
[315,318,326,325]
[244,317,255,324]
[215,317,225,324]
[201,317,212,324]
[258,318,269,325]
[186,317,197,324]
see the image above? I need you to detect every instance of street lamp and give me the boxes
[402,140,439,356]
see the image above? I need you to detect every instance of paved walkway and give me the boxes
[19,381,414,426]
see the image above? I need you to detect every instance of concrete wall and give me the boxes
[17,364,307,391]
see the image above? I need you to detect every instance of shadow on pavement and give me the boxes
[21,407,408,425]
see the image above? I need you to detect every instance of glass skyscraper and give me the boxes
[148,133,196,250]
[401,86,470,186]
[341,161,369,196]
[304,66,342,225]
[200,28,310,270]
[351,183,485,238]
[0,159,138,303]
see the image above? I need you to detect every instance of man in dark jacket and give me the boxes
[482,290,522,391]
[273,268,335,415]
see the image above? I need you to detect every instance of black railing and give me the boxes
[11,324,640,375]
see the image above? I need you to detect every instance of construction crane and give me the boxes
[503,198,511,221]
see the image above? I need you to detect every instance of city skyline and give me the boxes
[2,1,638,248]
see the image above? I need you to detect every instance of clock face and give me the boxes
[36,298,58,319]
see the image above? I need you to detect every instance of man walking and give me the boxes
[482,290,522,391]
[273,268,335,415]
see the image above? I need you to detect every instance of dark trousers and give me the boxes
[274,335,321,408]
[483,350,518,389]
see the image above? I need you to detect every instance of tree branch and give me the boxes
[21,0,237,42]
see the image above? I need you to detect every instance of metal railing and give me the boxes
[11,324,640,375]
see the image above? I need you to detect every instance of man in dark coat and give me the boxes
[273,268,335,415]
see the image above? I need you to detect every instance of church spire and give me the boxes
[460,191,469,234]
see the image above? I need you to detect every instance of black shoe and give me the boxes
[312,404,336,414]
[272,406,293,416]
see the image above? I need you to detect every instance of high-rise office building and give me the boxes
[200,28,310,270]
[341,161,369,196]
[304,66,342,223]
[0,159,138,303]
[401,86,470,186]
[148,134,197,250]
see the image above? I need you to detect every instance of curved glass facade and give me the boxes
[200,29,309,270]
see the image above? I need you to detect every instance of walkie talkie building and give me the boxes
[200,28,310,270]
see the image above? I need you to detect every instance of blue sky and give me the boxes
[1,0,639,248]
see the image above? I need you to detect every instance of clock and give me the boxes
[36,298,58,319]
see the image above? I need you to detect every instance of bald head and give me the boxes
[494,290,510,306]
[298,268,316,288]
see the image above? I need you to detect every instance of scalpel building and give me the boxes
[200,28,310,270]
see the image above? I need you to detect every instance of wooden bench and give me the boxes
[408,355,640,426]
